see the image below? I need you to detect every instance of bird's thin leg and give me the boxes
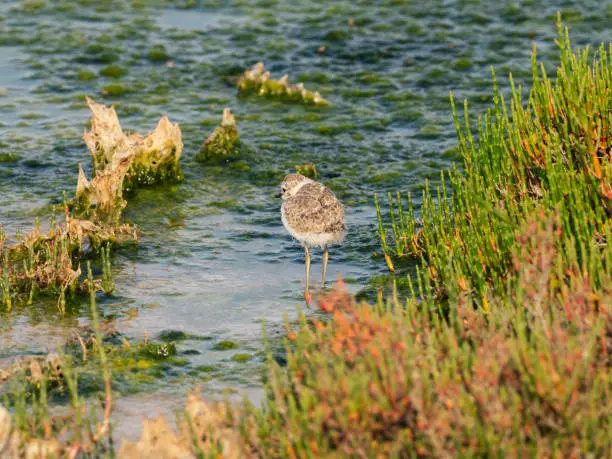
[321,247,329,288]
[304,245,311,293]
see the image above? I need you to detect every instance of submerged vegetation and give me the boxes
[1,18,609,457]
[237,62,330,106]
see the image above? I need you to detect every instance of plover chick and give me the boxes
[277,173,345,296]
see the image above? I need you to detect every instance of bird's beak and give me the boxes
[274,192,282,198]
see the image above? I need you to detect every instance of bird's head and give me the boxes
[276,173,311,199]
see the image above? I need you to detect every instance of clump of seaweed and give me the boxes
[1,98,183,310]
[1,326,188,410]
[237,62,330,106]
[82,97,183,190]
[1,206,135,310]
[197,108,240,161]
[295,163,318,179]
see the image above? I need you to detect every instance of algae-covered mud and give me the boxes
[0,0,610,440]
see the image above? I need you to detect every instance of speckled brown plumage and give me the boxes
[282,182,345,235]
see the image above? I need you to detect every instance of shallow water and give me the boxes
[0,0,609,440]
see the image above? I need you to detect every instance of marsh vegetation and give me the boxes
[0,0,610,456]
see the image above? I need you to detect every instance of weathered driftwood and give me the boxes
[237,62,330,106]
[197,108,240,161]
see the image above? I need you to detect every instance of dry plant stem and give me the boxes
[88,263,112,448]
[321,247,329,287]
[76,334,88,362]
[304,245,311,294]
